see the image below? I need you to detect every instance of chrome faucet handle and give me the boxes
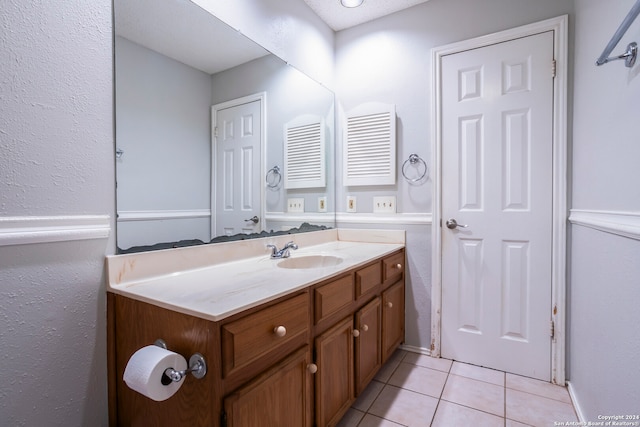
[266,244,278,257]
[266,242,298,258]
[284,241,298,250]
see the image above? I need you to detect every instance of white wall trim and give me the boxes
[264,212,432,226]
[0,215,111,246]
[117,209,211,222]
[430,15,569,384]
[566,381,587,422]
[569,209,640,241]
[336,212,432,226]
[400,344,432,356]
[265,212,337,224]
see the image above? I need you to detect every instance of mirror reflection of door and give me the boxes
[212,97,263,237]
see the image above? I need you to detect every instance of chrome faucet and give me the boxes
[267,241,298,259]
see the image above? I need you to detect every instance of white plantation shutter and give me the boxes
[344,103,396,186]
[284,115,326,189]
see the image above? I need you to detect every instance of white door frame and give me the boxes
[211,92,267,239]
[430,16,568,385]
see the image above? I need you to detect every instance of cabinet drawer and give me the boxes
[383,252,404,284]
[314,275,354,324]
[222,293,309,378]
[355,262,381,299]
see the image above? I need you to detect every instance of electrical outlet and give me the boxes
[287,198,304,213]
[373,196,396,213]
[318,196,327,213]
[346,196,357,213]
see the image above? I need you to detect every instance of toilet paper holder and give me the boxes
[154,339,207,383]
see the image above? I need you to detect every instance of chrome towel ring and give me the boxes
[266,165,282,189]
[401,154,428,183]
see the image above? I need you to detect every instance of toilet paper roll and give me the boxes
[123,345,188,402]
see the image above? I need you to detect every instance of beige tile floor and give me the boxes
[337,350,578,427]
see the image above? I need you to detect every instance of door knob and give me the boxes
[244,215,259,224]
[446,218,468,230]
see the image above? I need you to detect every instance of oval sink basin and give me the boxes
[277,255,344,269]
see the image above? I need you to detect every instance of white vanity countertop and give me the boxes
[106,229,405,321]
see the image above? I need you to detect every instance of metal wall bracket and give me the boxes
[597,42,637,68]
[595,0,640,68]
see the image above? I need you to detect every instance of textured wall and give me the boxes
[0,1,113,216]
[334,0,574,351]
[572,0,640,210]
[569,0,640,417]
[0,0,114,425]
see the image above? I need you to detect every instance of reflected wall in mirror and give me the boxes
[114,0,335,252]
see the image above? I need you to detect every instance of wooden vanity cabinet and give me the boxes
[314,316,355,427]
[219,291,312,427]
[354,297,382,395]
[108,249,405,427]
[221,292,309,384]
[223,346,313,427]
[108,294,220,427]
[382,279,405,362]
[312,249,404,427]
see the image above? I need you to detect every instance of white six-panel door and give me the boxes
[213,99,262,237]
[441,31,554,380]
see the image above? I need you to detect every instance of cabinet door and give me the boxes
[223,347,313,427]
[382,280,405,362]
[355,297,381,395]
[315,316,354,427]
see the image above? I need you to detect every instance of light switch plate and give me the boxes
[373,196,396,213]
[346,196,357,213]
[287,198,304,213]
[318,196,327,213]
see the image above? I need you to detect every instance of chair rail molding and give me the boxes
[117,209,211,222]
[569,209,640,240]
[336,212,431,226]
[0,215,111,246]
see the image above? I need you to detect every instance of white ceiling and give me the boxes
[303,0,430,31]
[114,0,268,75]
[114,0,431,75]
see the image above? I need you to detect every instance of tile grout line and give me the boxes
[428,357,454,426]
[357,351,407,427]
[504,373,507,427]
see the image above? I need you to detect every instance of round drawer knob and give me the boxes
[386,302,393,308]
[361,324,369,332]
[307,363,318,374]
[273,325,287,337]
[396,263,402,269]
[352,329,360,338]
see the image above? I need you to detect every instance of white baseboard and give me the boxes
[0,215,111,246]
[566,381,586,422]
[400,344,432,356]
[569,209,640,240]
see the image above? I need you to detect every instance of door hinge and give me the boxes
[551,59,557,78]
[214,126,219,138]
[550,320,555,339]
[221,410,227,427]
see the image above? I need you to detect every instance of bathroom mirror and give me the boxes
[114,0,335,252]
